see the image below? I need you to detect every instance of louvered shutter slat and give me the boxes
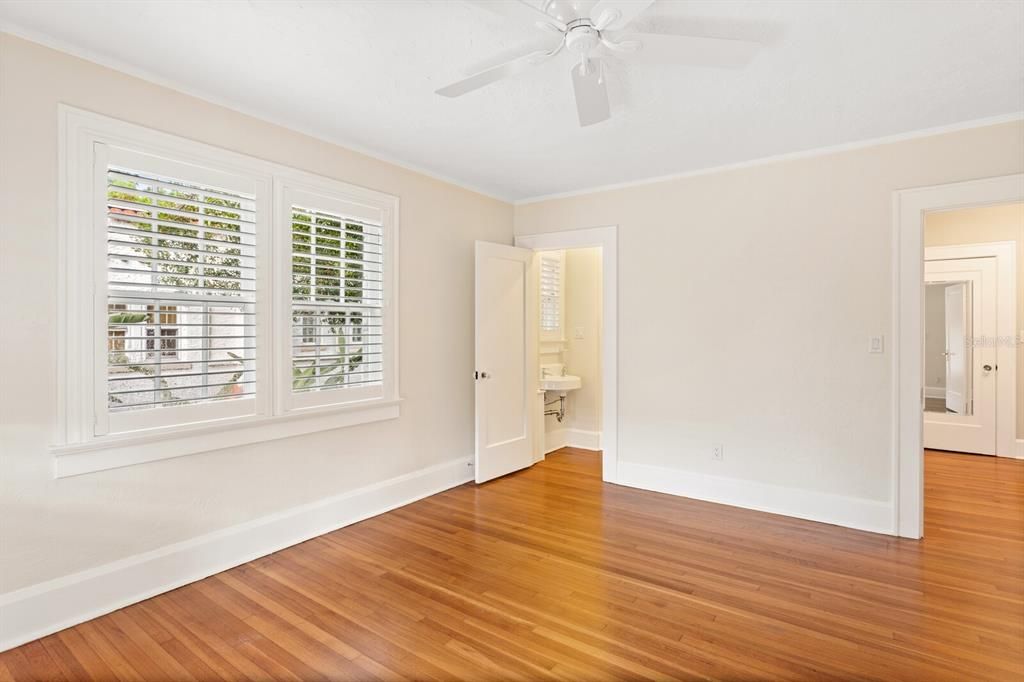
[290,205,385,393]
[106,167,258,411]
[540,253,562,333]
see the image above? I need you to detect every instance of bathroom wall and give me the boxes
[924,203,1024,437]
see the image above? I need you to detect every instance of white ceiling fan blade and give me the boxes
[570,61,610,127]
[436,44,562,97]
[464,0,568,32]
[591,0,656,31]
[613,32,759,68]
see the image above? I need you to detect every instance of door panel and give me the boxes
[475,242,536,483]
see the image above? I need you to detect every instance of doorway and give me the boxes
[472,227,618,485]
[922,251,1001,454]
[536,247,603,459]
[894,176,1023,539]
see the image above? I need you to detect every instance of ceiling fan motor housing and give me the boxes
[565,19,600,57]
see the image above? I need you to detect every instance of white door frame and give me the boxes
[924,243,1016,455]
[892,174,1023,538]
[515,226,619,482]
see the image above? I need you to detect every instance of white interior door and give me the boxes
[923,257,998,455]
[475,242,536,483]
[943,283,968,414]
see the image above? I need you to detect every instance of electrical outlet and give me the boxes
[574,326,585,339]
[869,335,884,354]
[712,444,724,461]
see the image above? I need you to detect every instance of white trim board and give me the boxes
[892,173,1024,539]
[516,226,618,482]
[616,461,894,536]
[0,456,472,653]
[544,428,602,454]
[516,113,1024,205]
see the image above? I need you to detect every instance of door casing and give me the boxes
[893,174,1022,539]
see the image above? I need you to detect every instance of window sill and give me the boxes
[50,398,402,478]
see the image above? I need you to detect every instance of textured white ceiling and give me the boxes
[1,0,1022,201]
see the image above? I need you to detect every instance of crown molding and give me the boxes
[515,112,1024,205]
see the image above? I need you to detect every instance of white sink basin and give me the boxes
[540,375,582,392]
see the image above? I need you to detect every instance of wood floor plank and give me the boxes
[1,448,1021,680]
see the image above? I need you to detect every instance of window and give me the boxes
[540,250,564,340]
[100,148,261,434]
[279,184,393,411]
[56,108,398,475]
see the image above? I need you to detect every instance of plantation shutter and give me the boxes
[105,158,258,416]
[289,204,384,397]
[540,251,562,333]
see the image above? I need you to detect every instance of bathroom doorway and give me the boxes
[536,246,603,458]
[472,227,617,485]
[517,227,619,481]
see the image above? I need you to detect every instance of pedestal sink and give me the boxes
[540,374,582,393]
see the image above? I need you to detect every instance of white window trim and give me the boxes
[55,106,400,477]
[274,179,398,415]
[97,144,272,435]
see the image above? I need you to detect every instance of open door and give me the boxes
[943,283,968,415]
[474,241,536,483]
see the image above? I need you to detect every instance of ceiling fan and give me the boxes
[436,0,760,127]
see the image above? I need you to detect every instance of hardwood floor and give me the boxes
[2,448,1022,681]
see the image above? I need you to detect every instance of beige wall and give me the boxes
[564,247,602,434]
[515,120,1024,505]
[924,203,1024,435]
[0,34,514,593]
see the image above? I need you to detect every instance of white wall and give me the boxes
[515,120,1024,529]
[924,203,1024,436]
[0,34,513,594]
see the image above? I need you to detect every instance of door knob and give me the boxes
[480,371,490,379]
[982,364,993,372]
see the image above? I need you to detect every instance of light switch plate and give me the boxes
[574,326,585,339]
[869,335,884,354]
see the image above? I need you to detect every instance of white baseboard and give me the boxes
[1016,439,1024,458]
[616,461,894,536]
[544,428,601,454]
[924,386,945,399]
[0,456,472,653]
